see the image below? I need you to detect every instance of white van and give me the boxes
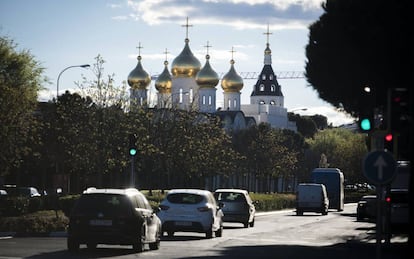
[296,183,329,216]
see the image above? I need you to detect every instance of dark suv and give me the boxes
[67,187,161,252]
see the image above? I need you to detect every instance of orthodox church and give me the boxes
[127,21,297,132]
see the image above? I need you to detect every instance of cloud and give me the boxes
[300,106,355,127]
[111,15,129,20]
[126,0,324,30]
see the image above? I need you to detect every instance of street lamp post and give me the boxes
[289,107,308,113]
[56,64,90,99]
[55,64,89,193]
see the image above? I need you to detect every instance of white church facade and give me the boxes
[127,20,297,132]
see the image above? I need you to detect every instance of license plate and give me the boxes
[175,221,192,226]
[90,219,112,226]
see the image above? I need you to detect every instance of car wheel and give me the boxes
[149,228,161,250]
[249,218,255,227]
[67,237,79,252]
[149,240,160,250]
[215,225,223,237]
[205,228,213,239]
[133,226,146,253]
[243,221,249,228]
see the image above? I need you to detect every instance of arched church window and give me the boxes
[259,100,265,104]
[179,89,183,103]
[270,100,275,105]
[270,75,273,80]
[271,84,275,92]
[202,95,206,105]
[262,74,266,80]
[233,99,237,108]
[260,84,264,91]
[208,95,212,105]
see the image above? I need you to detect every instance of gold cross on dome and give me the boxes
[163,48,170,61]
[181,17,193,39]
[230,46,236,60]
[136,42,143,56]
[263,24,272,44]
[204,41,212,55]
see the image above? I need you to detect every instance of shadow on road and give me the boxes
[26,247,142,259]
[179,242,407,259]
[23,240,408,259]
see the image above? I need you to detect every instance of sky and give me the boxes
[0,0,355,126]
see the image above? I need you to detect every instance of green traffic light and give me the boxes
[360,118,371,131]
[129,148,137,156]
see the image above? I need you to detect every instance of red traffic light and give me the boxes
[384,133,393,142]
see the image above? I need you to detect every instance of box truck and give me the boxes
[311,168,344,211]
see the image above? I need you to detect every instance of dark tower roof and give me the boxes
[251,64,283,97]
[250,25,283,97]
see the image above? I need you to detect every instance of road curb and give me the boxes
[0,231,67,238]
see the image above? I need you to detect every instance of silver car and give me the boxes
[157,189,224,238]
[214,189,256,228]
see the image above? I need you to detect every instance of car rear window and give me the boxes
[167,193,204,204]
[215,192,246,203]
[74,194,132,216]
[390,192,409,203]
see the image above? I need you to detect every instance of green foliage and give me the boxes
[0,211,68,233]
[306,128,368,183]
[250,193,296,211]
[0,36,45,176]
[59,194,81,217]
[288,113,318,138]
[305,0,411,117]
[232,123,305,191]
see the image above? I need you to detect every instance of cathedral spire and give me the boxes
[263,24,272,65]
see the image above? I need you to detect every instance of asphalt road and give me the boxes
[0,203,408,259]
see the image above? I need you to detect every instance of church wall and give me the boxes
[223,92,241,111]
[199,88,216,113]
[171,77,199,111]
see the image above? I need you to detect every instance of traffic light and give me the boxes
[359,118,372,131]
[384,132,393,153]
[358,111,374,132]
[129,134,137,156]
[389,88,409,132]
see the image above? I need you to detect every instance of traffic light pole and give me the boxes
[130,156,135,187]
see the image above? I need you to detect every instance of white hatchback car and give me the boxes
[157,189,224,238]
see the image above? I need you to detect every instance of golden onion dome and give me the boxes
[221,59,243,92]
[196,54,219,88]
[155,61,172,94]
[171,38,201,78]
[127,56,151,90]
[265,43,271,55]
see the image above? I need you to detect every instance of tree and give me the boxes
[0,36,45,177]
[306,128,368,184]
[232,123,303,192]
[77,54,129,109]
[305,0,412,118]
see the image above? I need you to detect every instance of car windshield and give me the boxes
[5,187,37,197]
[215,192,245,203]
[167,193,204,204]
[74,194,132,216]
